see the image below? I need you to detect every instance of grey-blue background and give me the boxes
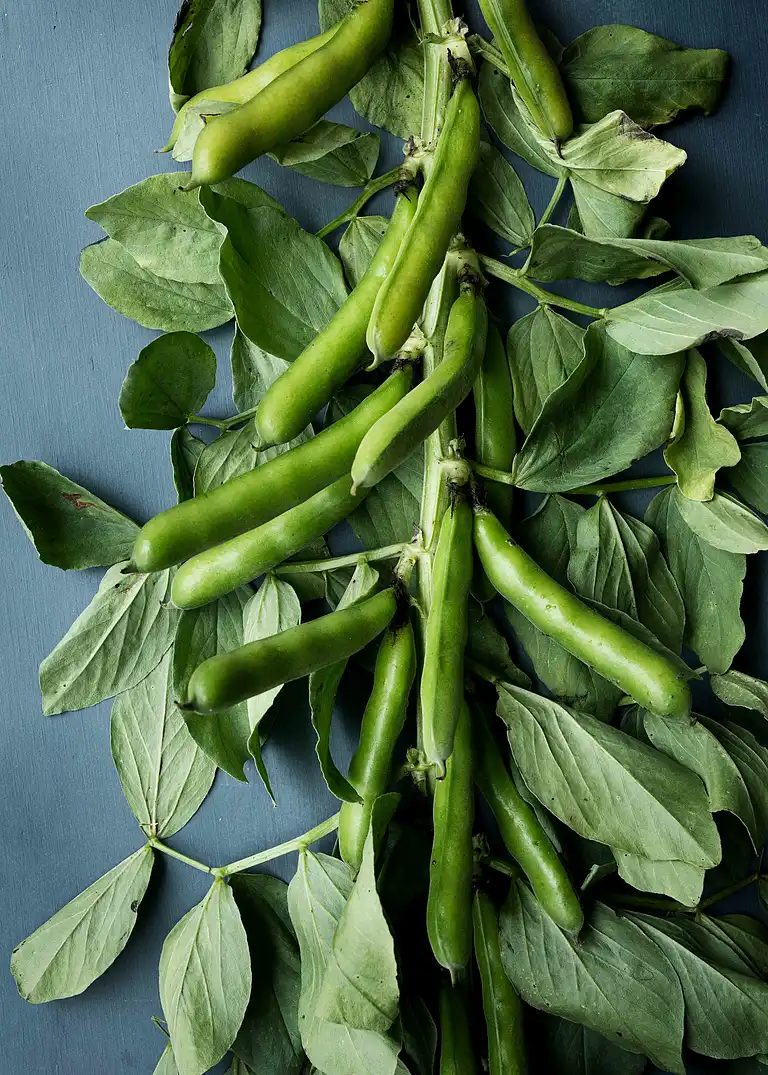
[1,0,766,1072]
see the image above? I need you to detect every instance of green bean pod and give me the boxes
[472,320,516,601]
[352,282,487,493]
[427,702,474,981]
[131,367,412,573]
[421,487,474,774]
[184,587,398,713]
[171,475,365,609]
[438,985,479,1075]
[473,506,692,718]
[338,611,417,872]
[366,76,481,365]
[473,889,527,1075]
[255,187,419,447]
[163,25,339,154]
[187,0,394,188]
[474,710,583,934]
[476,0,573,142]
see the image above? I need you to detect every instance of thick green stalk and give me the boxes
[417,0,454,143]
[220,813,340,875]
[479,254,608,319]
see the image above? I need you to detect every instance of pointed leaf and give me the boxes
[171,427,205,502]
[339,216,388,289]
[168,0,262,108]
[535,1014,647,1075]
[675,489,768,553]
[477,62,564,178]
[468,141,534,248]
[569,175,649,240]
[506,305,585,435]
[271,121,379,187]
[721,396,768,441]
[729,442,768,514]
[712,670,768,718]
[613,850,705,905]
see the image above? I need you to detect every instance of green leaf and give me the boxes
[536,1014,647,1075]
[690,914,768,979]
[664,350,741,501]
[513,320,683,492]
[612,850,705,905]
[171,427,205,502]
[466,599,530,688]
[507,495,620,718]
[159,878,251,1075]
[288,850,400,1075]
[499,881,685,1072]
[153,1044,179,1075]
[80,238,233,332]
[720,395,768,440]
[507,305,585,435]
[40,564,180,715]
[85,175,280,283]
[718,335,768,391]
[569,498,685,653]
[568,175,649,240]
[230,328,295,412]
[310,564,379,804]
[202,193,348,360]
[242,575,302,800]
[315,820,399,1031]
[606,271,768,355]
[478,62,564,178]
[561,25,728,128]
[643,712,762,849]
[230,874,304,1075]
[526,225,768,288]
[173,588,254,781]
[339,216,388,289]
[319,0,422,139]
[468,141,534,248]
[699,716,768,846]
[628,912,768,1060]
[119,332,217,430]
[561,110,686,202]
[498,683,721,866]
[110,650,216,838]
[168,0,262,109]
[675,489,768,553]
[0,460,139,570]
[271,121,380,187]
[729,443,768,514]
[646,487,745,674]
[712,670,768,718]
[400,995,437,1075]
[194,417,311,494]
[11,846,153,1003]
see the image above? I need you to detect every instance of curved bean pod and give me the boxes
[366,75,481,364]
[255,186,419,447]
[131,366,412,573]
[473,506,692,718]
[188,0,394,188]
[473,889,528,1075]
[338,610,417,872]
[184,586,398,713]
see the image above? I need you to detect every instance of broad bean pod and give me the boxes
[438,984,479,1075]
[255,186,419,447]
[184,586,398,713]
[473,889,528,1075]
[351,279,487,493]
[474,708,583,933]
[421,485,473,774]
[338,609,417,872]
[366,74,481,365]
[131,366,412,573]
[427,702,474,981]
[476,0,573,142]
[171,474,365,609]
[473,505,692,718]
[187,0,394,187]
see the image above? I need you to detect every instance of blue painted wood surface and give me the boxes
[0,0,766,1071]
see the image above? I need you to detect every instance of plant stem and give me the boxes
[316,167,404,239]
[274,543,408,576]
[417,0,454,144]
[699,872,761,911]
[467,34,509,76]
[538,174,568,228]
[220,813,340,876]
[148,838,215,875]
[568,475,677,496]
[468,460,516,486]
[190,415,227,431]
[479,254,608,319]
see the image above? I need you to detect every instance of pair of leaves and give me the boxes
[513,319,683,492]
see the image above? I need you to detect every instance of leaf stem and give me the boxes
[190,415,227,431]
[467,34,509,76]
[537,174,568,228]
[275,543,409,576]
[568,475,678,496]
[467,460,516,486]
[479,254,608,319]
[147,838,215,875]
[699,871,762,911]
[316,167,405,239]
[219,813,340,876]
